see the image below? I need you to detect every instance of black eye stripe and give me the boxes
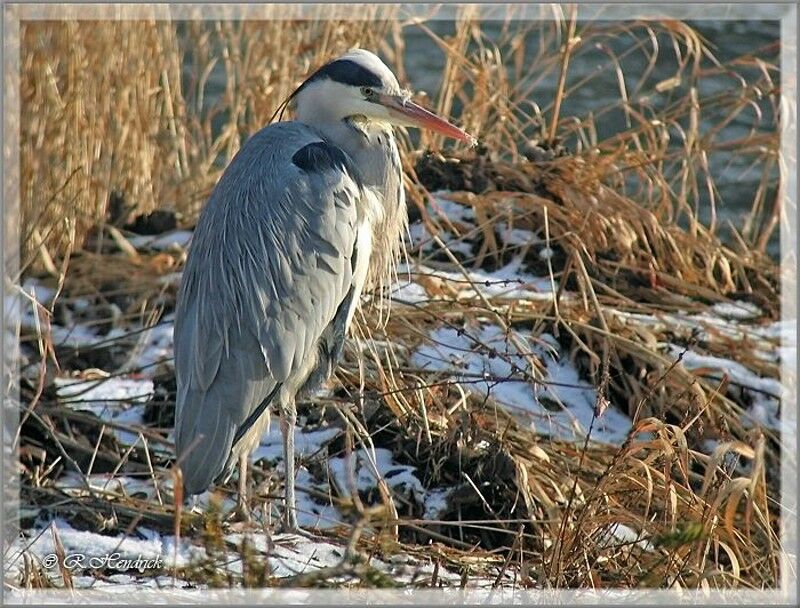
[288,58,385,106]
[308,59,383,89]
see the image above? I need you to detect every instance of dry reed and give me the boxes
[12,12,784,591]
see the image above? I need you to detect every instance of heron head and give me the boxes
[289,49,474,144]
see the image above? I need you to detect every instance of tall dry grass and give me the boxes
[19,16,394,276]
[13,11,785,591]
[20,15,780,272]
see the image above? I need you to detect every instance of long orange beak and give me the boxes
[381,93,476,145]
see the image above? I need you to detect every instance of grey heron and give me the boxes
[173,48,473,531]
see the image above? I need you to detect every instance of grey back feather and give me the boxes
[174,122,363,494]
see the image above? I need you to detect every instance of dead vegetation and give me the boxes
[10,10,786,593]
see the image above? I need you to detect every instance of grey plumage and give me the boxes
[173,49,472,529]
[174,124,365,493]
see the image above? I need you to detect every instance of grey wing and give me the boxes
[173,123,363,495]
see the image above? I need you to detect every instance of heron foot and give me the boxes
[275,523,319,542]
[274,508,320,539]
[276,512,300,535]
[230,497,252,523]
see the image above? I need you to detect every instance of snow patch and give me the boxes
[123,318,175,376]
[495,221,537,246]
[327,448,424,501]
[406,195,476,257]
[389,280,429,305]
[54,376,154,419]
[57,472,161,501]
[430,197,475,223]
[600,523,653,551]
[423,487,453,520]
[710,301,762,320]
[250,425,340,464]
[411,324,632,445]
[128,230,193,252]
[668,345,782,429]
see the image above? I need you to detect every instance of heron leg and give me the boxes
[280,398,299,532]
[234,451,251,522]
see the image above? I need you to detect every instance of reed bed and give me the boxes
[10,12,785,593]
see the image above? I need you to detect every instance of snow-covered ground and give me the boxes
[411,324,633,444]
[7,193,790,591]
[6,511,498,592]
